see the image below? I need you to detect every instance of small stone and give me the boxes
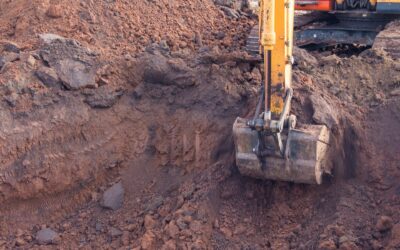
[35,67,61,88]
[95,222,103,232]
[109,227,123,238]
[4,93,18,107]
[376,215,393,232]
[141,231,156,250]
[339,241,360,250]
[39,33,66,44]
[370,240,382,250]
[189,221,202,232]
[27,55,36,67]
[57,59,97,90]
[220,227,232,238]
[194,32,203,46]
[3,41,20,53]
[16,229,24,237]
[388,223,400,248]
[234,223,246,235]
[145,196,164,211]
[83,86,124,109]
[35,228,59,245]
[310,94,339,130]
[213,219,220,229]
[144,215,156,230]
[121,231,130,246]
[101,182,124,211]
[390,88,400,96]
[176,217,188,230]
[161,239,177,250]
[15,238,26,246]
[165,221,180,238]
[339,236,349,245]
[0,52,19,70]
[46,5,63,18]
[318,238,337,250]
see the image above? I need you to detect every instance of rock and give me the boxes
[82,86,124,109]
[35,228,59,245]
[376,215,393,232]
[339,241,360,250]
[4,93,18,107]
[46,5,63,18]
[219,6,241,18]
[388,223,400,248]
[39,36,99,90]
[142,54,196,88]
[310,94,339,130]
[101,182,124,210]
[214,0,244,10]
[57,59,97,90]
[39,33,66,44]
[161,240,177,250]
[0,52,20,70]
[220,186,235,200]
[145,196,164,211]
[189,221,203,232]
[3,41,20,53]
[176,217,188,230]
[390,88,400,96]
[141,231,156,250]
[318,238,337,250]
[293,47,318,69]
[194,32,203,46]
[370,240,382,250]
[95,222,104,232]
[121,231,130,246]
[234,223,246,235]
[250,67,262,84]
[26,55,36,67]
[35,67,61,88]
[320,54,341,65]
[109,227,123,237]
[144,215,156,230]
[220,227,233,238]
[165,221,180,238]
[0,57,5,70]
[15,237,26,246]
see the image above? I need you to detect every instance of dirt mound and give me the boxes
[0,1,399,249]
[0,0,253,56]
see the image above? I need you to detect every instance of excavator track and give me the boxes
[373,20,400,58]
[247,12,400,57]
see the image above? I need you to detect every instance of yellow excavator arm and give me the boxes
[232,0,331,184]
[260,0,294,117]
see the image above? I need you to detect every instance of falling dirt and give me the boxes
[0,0,399,249]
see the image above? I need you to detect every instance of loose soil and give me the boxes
[0,1,399,249]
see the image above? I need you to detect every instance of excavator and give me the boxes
[246,0,400,53]
[233,0,399,184]
[233,0,331,184]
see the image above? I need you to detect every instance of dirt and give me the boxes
[0,1,399,249]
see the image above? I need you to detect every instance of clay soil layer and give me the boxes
[0,0,399,249]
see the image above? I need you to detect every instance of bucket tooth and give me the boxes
[233,117,331,184]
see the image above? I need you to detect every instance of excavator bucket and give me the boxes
[233,118,331,184]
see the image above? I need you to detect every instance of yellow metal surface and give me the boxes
[260,0,294,117]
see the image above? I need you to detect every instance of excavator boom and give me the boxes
[233,0,331,184]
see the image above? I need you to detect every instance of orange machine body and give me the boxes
[295,0,333,11]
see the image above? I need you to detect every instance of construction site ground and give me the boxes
[0,0,399,249]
